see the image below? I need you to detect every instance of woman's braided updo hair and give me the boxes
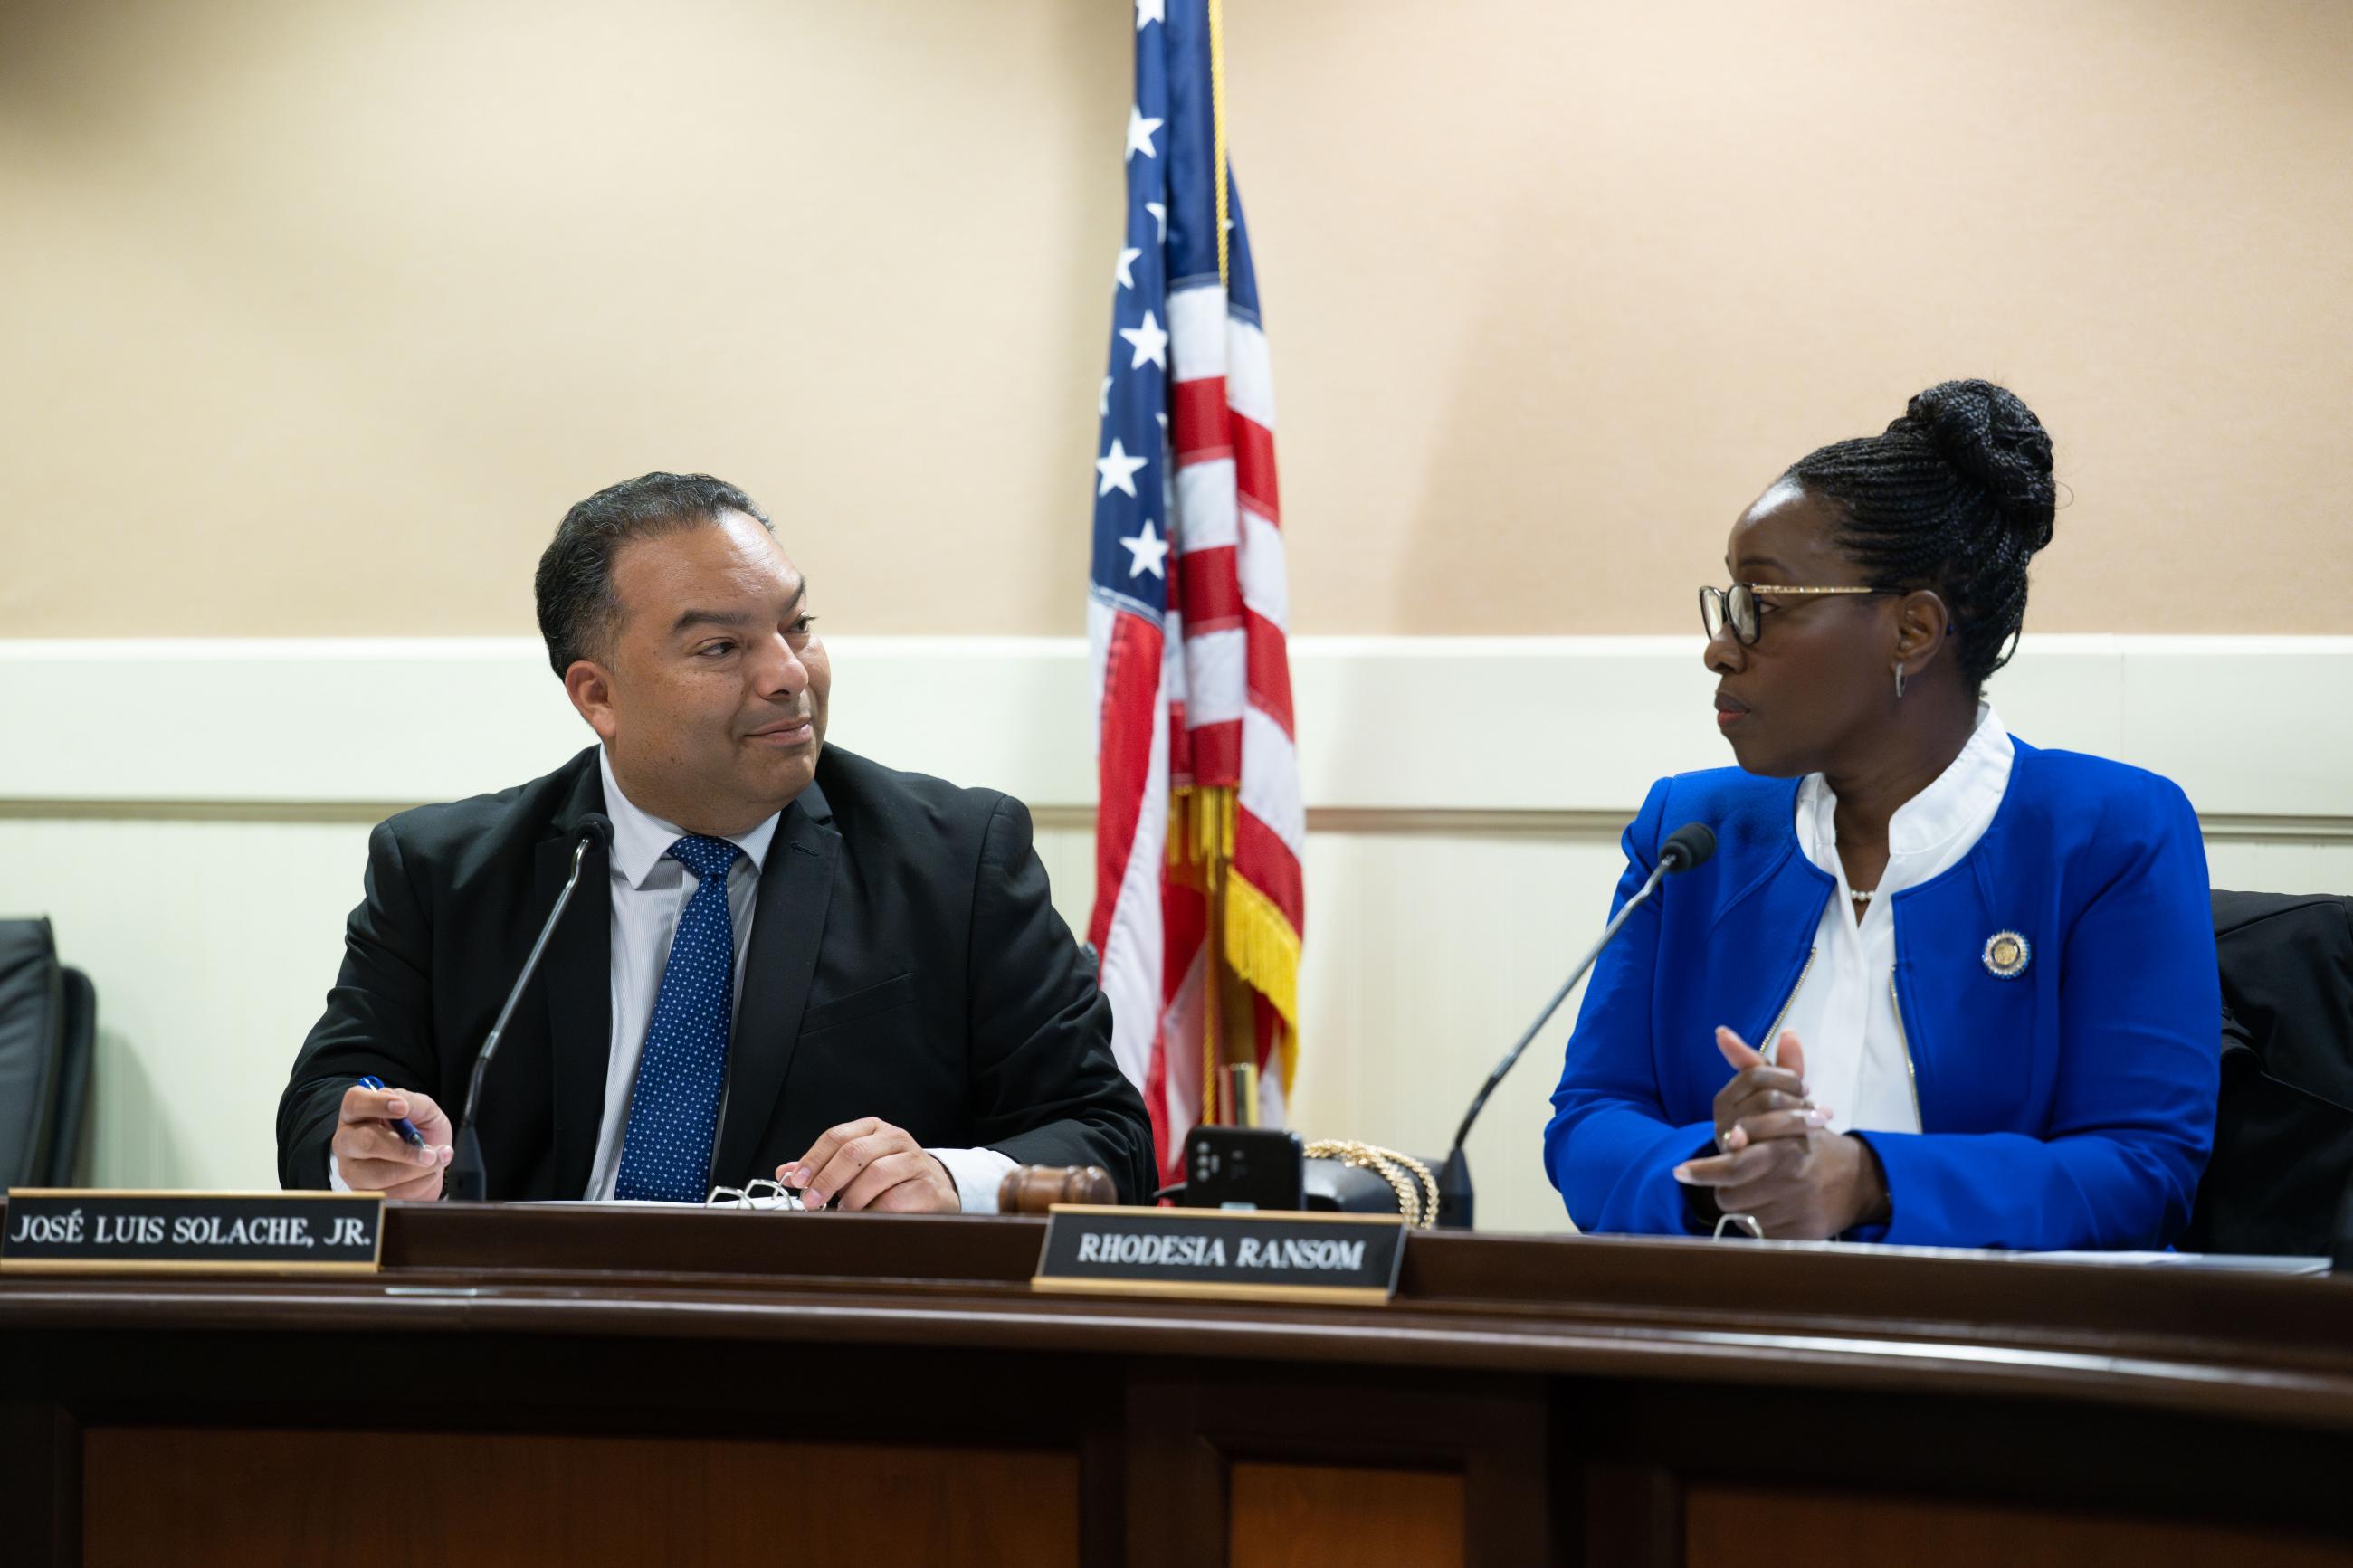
[1785,379,2057,686]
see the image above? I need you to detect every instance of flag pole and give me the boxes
[1206,816,1259,1129]
[1201,0,1259,1128]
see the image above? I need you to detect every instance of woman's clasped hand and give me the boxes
[1671,1027,1891,1240]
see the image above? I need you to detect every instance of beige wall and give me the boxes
[3,0,2348,640]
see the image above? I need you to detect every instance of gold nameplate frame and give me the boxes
[1030,1204,1408,1307]
[1,1189,386,1275]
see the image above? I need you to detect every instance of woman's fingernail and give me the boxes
[1672,1164,1694,1183]
[1723,1126,1748,1150]
[1805,1108,1834,1127]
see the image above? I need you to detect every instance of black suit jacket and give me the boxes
[277,745,1153,1202]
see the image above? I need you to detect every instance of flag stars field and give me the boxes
[1125,106,1162,161]
[1097,438,1148,498]
[1119,311,1169,370]
[1121,519,1169,580]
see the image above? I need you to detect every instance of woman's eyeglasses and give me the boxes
[1699,584,1897,647]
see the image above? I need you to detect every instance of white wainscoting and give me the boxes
[2,636,2348,1233]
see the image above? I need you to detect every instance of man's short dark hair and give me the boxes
[534,472,774,678]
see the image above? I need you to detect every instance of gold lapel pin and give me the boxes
[1982,930,2031,979]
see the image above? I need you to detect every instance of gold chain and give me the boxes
[1304,1139,1440,1229]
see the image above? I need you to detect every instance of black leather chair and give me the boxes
[2180,892,2353,1256]
[45,965,97,1186]
[0,918,97,1187]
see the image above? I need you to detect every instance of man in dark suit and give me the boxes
[277,472,1152,1209]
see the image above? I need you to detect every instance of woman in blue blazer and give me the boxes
[1545,381,2218,1250]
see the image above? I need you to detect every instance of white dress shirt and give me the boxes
[1774,704,2015,1135]
[582,747,779,1201]
[337,752,1016,1211]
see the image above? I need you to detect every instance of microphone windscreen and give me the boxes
[1660,822,1717,873]
[577,813,616,852]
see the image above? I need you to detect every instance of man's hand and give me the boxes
[1670,1027,1889,1239]
[331,1083,452,1200]
[780,1117,960,1213]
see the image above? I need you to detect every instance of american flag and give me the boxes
[1086,0,1302,1183]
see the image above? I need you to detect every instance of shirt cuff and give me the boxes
[327,1153,351,1193]
[926,1146,1020,1215]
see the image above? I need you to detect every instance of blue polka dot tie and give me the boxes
[614,834,743,1202]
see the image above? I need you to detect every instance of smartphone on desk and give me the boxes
[1178,1126,1305,1212]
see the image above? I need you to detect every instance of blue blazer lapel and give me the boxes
[1739,852,1834,1055]
[1654,832,1827,1116]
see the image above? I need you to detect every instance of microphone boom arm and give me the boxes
[1434,821,1711,1229]
[1448,855,1672,1156]
[446,815,609,1201]
[460,835,594,1134]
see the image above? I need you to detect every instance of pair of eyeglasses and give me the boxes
[1699,584,1897,647]
[705,1178,806,1211]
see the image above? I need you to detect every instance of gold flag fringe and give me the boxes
[1167,784,1301,1110]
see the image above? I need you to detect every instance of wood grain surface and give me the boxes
[1687,1485,2353,1568]
[9,1202,2353,1568]
[83,1426,1079,1568]
[1228,1461,1465,1568]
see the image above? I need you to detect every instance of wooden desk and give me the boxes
[5,1201,2352,1566]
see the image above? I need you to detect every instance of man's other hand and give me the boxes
[781,1117,960,1212]
[332,1083,452,1200]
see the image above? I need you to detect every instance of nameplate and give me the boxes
[1,1190,385,1274]
[1031,1205,1407,1305]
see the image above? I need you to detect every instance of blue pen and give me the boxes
[356,1074,427,1148]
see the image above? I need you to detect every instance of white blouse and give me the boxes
[1774,704,2015,1135]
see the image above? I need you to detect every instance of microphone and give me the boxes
[1434,822,1717,1229]
[445,813,614,1202]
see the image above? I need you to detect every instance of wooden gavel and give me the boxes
[996,1164,1118,1213]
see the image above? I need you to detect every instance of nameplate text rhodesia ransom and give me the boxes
[1,1190,385,1274]
[1031,1205,1406,1305]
